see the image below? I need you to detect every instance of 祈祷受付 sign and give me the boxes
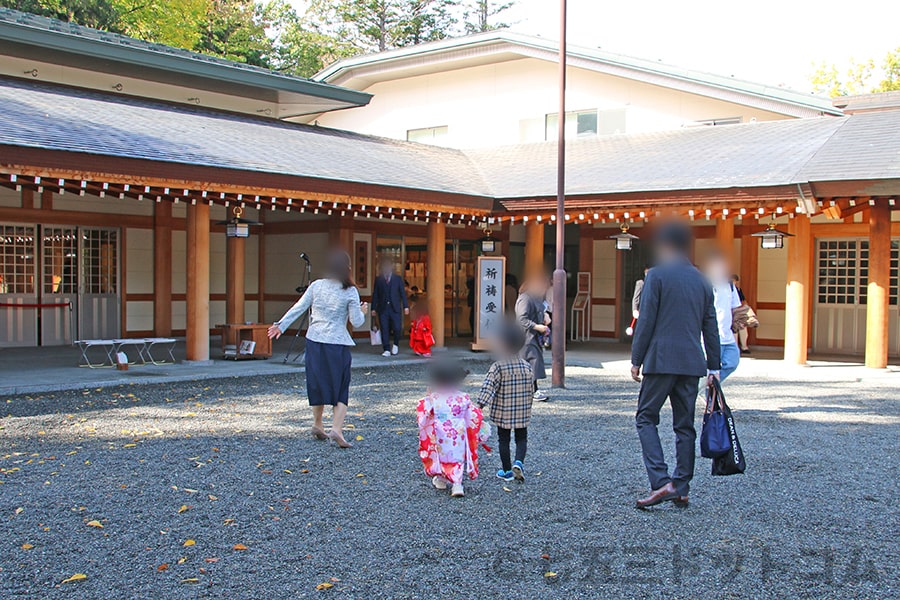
[472,256,506,351]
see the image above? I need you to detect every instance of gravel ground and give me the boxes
[1,361,897,599]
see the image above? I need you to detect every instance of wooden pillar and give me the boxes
[153,202,172,336]
[329,215,354,251]
[865,200,891,368]
[257,211,266,324]
[525,221,545,278]
[427,221,446,348]
[740,232,759,344]
[784,216,812,365]
[716,217,735,261]
[226,236,246,325]
[186,203,210,362]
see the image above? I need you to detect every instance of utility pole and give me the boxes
[551,0,567,388]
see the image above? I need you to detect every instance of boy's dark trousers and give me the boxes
[497,427,527,471]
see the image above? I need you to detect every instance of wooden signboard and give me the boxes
[471,256,506,351]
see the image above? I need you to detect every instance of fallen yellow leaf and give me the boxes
[14,507,23,515]
[176,557,188,565]
[180,578,199,584]
[178,505,191,513]
[86,520,103,528]
[21,543,34,550]
[355,435,363,441]
[183,539,196,546]
[315,582,334,590]
[502,486,512,492]
[232,543,248,551]
[208,495,218,501]
[123,444,136,448]
[61,573,87,584]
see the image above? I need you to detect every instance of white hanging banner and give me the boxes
[472,256,506,351]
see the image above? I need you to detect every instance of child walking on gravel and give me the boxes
[417,361,488,497]
[477,322,534,483]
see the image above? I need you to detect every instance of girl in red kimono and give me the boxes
[409,303,435,357]
[417,361,488,497]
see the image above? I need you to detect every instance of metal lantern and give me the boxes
[610,223,639,251]
[752,222,793,249]
[220,206,259,238]
[480,229,495,253]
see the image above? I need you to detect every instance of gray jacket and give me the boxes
[275,279,365,346]
[631,258,721,377]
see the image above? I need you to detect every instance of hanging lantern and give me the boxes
[219,206,260,238]
[752,221,793,249]
[480,228,496,253]
[610,223,639,251]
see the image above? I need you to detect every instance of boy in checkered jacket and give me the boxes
[477,322,535,483]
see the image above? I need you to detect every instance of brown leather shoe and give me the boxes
[673,496,689,507]
[635,482,678,509]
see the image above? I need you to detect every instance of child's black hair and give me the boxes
[428,359,470,387]
[497,320,526,354]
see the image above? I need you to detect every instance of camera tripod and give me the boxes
[283,254,312,364]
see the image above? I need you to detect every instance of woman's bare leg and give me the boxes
[311,406,326,439]
[328,403,352,448]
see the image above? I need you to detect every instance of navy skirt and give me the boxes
[305,339,352,406]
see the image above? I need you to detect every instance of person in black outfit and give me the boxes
[630,221,721,509]
[371,257,409,357]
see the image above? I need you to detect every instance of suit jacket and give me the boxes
[372,274,408,315]
[631,257,721,377]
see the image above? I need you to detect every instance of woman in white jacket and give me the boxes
[268,250,367,448]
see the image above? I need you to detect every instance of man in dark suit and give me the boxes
[630,221,721,509]
[371,257,409,357]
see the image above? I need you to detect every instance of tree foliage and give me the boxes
[462,0,514,33]
[811,48,900,97]
[1,0,518,76]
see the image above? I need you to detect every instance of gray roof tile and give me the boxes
[0,77,488,197]
[0,77,898,207]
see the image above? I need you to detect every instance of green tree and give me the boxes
[462,0,514,33]
[270,1,356,76]
[308,0,459,52]
[113,0,208,50]
[195,0,277,66]
[1,0,122,30]
[811,47,900,97]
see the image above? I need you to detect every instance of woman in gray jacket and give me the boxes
[268,250,368,448]
[516,274,551,402]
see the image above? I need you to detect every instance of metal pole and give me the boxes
[551,0,567,388]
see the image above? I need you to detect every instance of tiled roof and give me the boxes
[800,109,900,182]
[466,118,848,199]
[0,8,370,110]
[0,77,487,197]
[0,77,898,207]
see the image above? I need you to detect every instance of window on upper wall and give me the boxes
[407,126,449,146]
[545,108,627,141]
[692,117,743,127]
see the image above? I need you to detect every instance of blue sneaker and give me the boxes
[512,460,526,482]
[496,469,514,482]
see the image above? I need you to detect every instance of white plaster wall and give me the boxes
[126,301,153,332]
[592,239,617,299]
[0,186,20,207]
[757,245,787,303]
[312,58,791,148]
[125,228,154,294]
[52,193,154,216]
[171,230,186,295]
[592,305,616,333]
[264,232,329,323]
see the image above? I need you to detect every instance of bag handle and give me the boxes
[705,379,725,414]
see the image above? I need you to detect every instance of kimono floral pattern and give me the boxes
[417,389,484,485]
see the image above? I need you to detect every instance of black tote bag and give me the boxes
[711,381,746,476]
